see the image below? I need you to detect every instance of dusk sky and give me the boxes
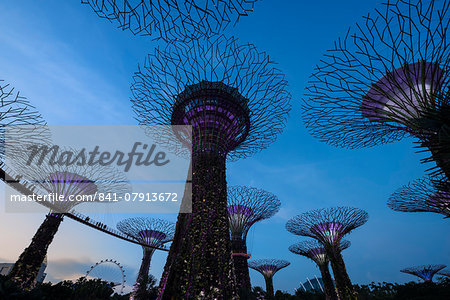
[0,0,449,294]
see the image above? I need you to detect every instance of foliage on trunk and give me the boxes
[160,153,236,299]
[9,214,63,290]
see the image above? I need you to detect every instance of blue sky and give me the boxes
[0,0,449,294]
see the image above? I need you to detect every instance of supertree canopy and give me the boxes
[286,207,368,300]
[82,0,258,42]
[248,259,290,299]
[227,185,281,294]
[132,35,291,161]
[388,176,450,218]
[131,35,291,299]
[301,0,450,177]
[8,147,130,290]
[437,269,450,278]
[289,239,351,300]
[0,80,48,163]
[400,264,446,282]
[116,217,175,298]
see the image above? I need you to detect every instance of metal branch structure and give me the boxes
[116,218,175,298]
[289,239,351,300]
[286,207,368,300]
[388,176,450,218]
[0,80,48,162]
[301,0,450,177]
[8,146,130,290]
[13,146,130,215]
[437,269,450,278]
[400,264,446,282]
[131,35,291,299]
[248,259,290,299]
[227,185,280,294]
[82,0,258,42]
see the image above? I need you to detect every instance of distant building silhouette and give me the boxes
[36,256,47,283]
[1,256,47,283]
[0,263,14,276]
[299,276,331,292]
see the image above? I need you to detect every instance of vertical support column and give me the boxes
[318,262,338,300]
[327,249,356,300]
[161,152,236,299]
[231,238,251,296]
[264,275,274,299]
[9,213,63,290]
[133,247,155,299]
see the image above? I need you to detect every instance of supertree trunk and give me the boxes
[231,238,251,295]
[158,164,192,297]
[161,152,235,299]
[264,276,274,300]
[318,263,338,300]
[327,250,356,300]
[9,213,63,290]
[133,248,155,299]
[157,210,191,298]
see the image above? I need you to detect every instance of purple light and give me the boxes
[311,222,344,244]
[46,171,97,197]
[308,247,327,265]
[171,81,251,153]
[426,191,450,214]
[138,230,167,247]
[361,61,443,122]
[418,270,434,281]
[228,205,254,236]
[47,212,63,219]
[258,264,278,277]
[227,205,254,217]
[401,264,446,282]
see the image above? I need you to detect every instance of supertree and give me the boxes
[400,264,446,282]
[301,0,450,178]
[116,217,175,299]
[131,35,291,299]
[227,185,281,295]
[82,0,258,42]
[289,239,351,300]
[286,207,368,300]
[388,176,450,218]
[248,259,290,299]
[0,80,48,164]
[8,146,130,290]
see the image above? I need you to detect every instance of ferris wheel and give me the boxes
[85,259,126,294]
